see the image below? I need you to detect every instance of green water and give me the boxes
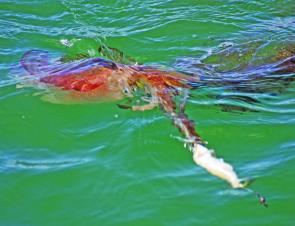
[1,0,295,225]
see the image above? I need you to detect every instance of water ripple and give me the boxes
[0,156,92,172]
[241,141,295,177]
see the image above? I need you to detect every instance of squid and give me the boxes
[19,49,275,206]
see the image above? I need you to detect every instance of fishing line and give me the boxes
[243,187,268,208]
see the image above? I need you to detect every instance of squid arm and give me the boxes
[117,102,157,111]
[140,73,246,189]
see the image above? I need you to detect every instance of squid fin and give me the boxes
[20,50,49,76]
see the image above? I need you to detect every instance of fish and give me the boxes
[193,144,244,188]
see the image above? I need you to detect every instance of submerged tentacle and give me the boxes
[132,103,158,111]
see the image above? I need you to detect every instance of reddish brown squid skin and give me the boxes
[19,48,203,143]
[35,57,199,109]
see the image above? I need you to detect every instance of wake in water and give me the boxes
[13,41,295,207]
[176,41,295,113]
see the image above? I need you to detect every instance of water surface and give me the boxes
[0,0,295,225]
